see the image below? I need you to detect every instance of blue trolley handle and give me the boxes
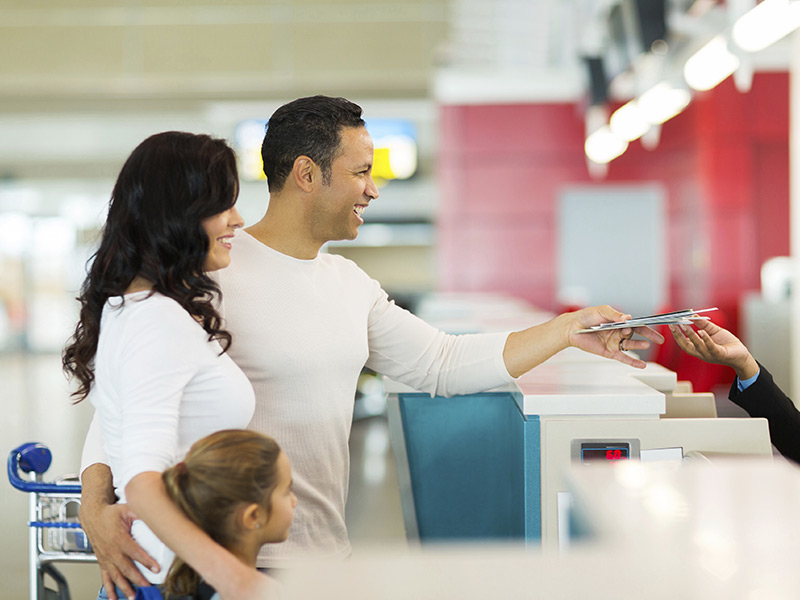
[7,442,82,494]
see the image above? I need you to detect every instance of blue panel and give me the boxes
[523,415,542,542]
[398,392,526,541]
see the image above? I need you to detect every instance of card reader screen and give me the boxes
[580,443,630,463]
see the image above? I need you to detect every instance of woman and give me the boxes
[63,131,271,599]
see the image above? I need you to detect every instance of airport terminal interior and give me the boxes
[5,0,800,598]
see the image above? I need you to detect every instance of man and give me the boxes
[79,95,663,599]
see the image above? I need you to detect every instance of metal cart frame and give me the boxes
[8,442,97,600]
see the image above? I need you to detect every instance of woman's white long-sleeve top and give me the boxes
[83,291,254,582]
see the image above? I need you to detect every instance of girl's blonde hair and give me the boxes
[162,429,282,596]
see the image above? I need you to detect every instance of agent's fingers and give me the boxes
[669,325,700,356]
[669,324,690,345]
[681,324,703,343]
[679,325,727,362]
[696,327,727,359]
[694,318,723,335]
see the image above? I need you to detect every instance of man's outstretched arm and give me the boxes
[503,305,664,378]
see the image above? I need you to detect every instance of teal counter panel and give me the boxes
[397,391,539,542]
[523,414,542,543]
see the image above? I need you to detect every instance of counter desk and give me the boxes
[385,349,773,551]
[282,458,800,600]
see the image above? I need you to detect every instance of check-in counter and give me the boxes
[386,349,773,551]
[386,293,773,550]
[281,458,800,600]
[564,457,800,595]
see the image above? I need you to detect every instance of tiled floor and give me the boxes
[1,352,406,600]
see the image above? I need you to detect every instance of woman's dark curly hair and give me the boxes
[63,131,239,403]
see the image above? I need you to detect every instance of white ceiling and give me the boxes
[0,0,792,179]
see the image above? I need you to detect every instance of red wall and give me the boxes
[437,72,789,390]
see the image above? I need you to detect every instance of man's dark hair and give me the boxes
[261,95,365,192]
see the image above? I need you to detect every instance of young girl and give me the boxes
[154,429,297,600]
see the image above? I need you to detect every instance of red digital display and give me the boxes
[581,444,629,463]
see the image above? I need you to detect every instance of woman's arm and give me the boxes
[125,472,273,600]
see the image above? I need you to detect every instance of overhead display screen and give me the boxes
[234,117,418,185]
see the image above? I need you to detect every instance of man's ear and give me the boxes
[291,156,317,193]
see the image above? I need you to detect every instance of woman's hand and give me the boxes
[567,305,664,369]
[669,319,758,380]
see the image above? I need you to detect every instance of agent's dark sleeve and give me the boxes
[729,363,800,464]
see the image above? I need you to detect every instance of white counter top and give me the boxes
[385,355,672,417]
[513,358,672,417]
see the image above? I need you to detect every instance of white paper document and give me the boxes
[573,307,718,334]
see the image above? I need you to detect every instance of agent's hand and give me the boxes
[79,501,159,600]
[669,319,759,380]
[568,305,664,369]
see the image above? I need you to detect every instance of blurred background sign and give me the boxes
[234,117,418,185]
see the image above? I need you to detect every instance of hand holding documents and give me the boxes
[573,307,718,334]
[562,304,666,370]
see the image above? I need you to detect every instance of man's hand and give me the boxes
[669,320,759,380]
[80,464,159,600]
[503,305,664,378]
[567,305,664,369]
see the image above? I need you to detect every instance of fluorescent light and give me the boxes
[732,0,800,53]
[609,100,650,142]
[638,82,691,125]
[684,35,740,91]
[585,126,628,164]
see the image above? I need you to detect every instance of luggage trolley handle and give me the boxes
[8,442,82,494]
[9,443,92,600]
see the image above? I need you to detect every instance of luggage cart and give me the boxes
[8,442,97,600]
